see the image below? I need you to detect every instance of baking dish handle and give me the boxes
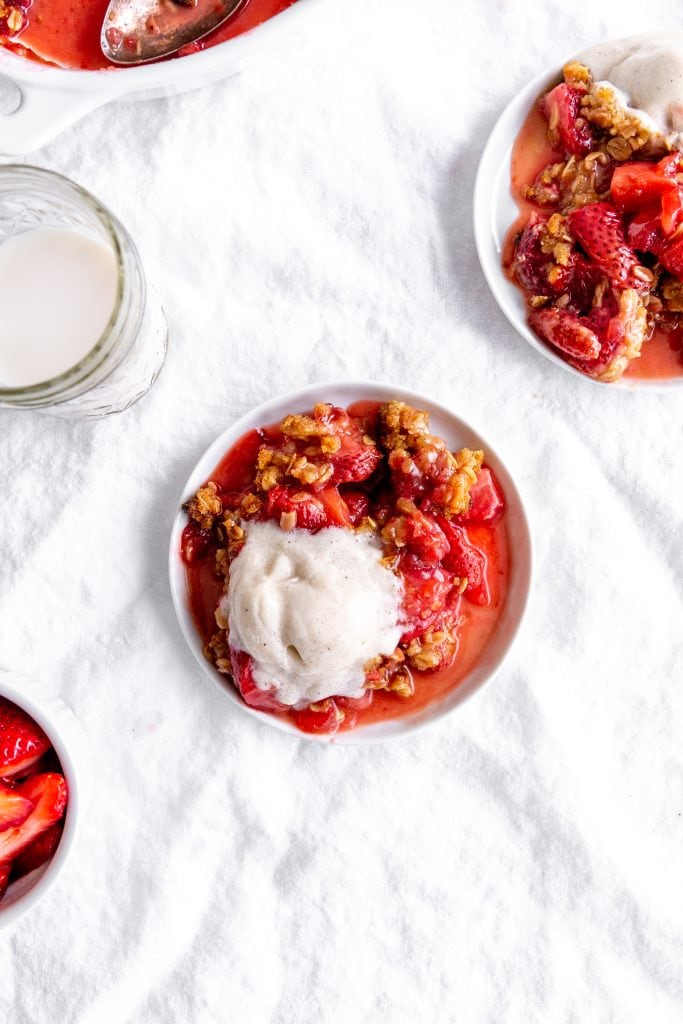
[0,74,114,155]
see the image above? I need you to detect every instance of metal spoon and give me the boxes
[101,0,248,65]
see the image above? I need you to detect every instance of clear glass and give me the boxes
[0,165,167,418]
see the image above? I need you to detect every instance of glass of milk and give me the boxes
[0,165,167,417]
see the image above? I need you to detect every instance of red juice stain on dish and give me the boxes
[506,81,683,381]
[7,0,296,70]
[181,401,510,736]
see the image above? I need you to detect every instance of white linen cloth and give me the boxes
[1,0,682,1020]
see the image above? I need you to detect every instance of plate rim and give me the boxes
[167,380,534,745]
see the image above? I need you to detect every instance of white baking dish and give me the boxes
[0,0,330,155]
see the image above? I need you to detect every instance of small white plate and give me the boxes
[0,678,83,928]
[473,63,683,391]
[168,381,533,744]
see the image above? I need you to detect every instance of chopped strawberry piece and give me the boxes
[0,862,9,900]
[230,650,283,712]
[265,486,327,531]
[660,185,683,236]
[0,781,34,831]
[456,467,505,525]
[514,214,572,296]
[331,444,382,485]
[0,699,51,779]
[529,306,601,360]
[657,153,681,177]
[293,699,343,735]
[399,557,455,643]
[398,508,450,564]
[316,486,353,527]
[439,519,490,606]
[627,208,666,256]
[10,823,63,881]
[313,406,382,484]
[0,774,67,864]
[341,490,369,526]
[542,83,593,156]
[513,215,602,312]
[610,162,677,211]
[568,288,646,379]
[180,521,214,565]
[565,255,605,315]
[659,234,683,279]
[387,455,425,503]
[568,202,648,291]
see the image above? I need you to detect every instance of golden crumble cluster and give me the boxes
[377,400,483,519]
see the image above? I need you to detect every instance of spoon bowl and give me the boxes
[101,0,247,65]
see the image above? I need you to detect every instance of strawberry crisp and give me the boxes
[507,60,683,381]
[181,400,509,736]
[0,697,68,903]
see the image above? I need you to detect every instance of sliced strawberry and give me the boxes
[513,215,602,312]
[438,520,490,606]
[293,699,343,736]
[0,698,51,779]
[659,233,683,279]
[0,773,67,864]
[568,202,647,291]
[0,862,10,900]
[661,185,683,236]
[542,83,593,156]
[627,208,666,256]
[529,306,601,360]
[316,486,353,527]
[11,823,63,881]
[230,650,283,713]
[265,486,327,531]
[330,444,382,485]
[456,467,505,526]
[0,781,34,831]
[313,406,382,484]
[341,490,369,526]
[657,153,681,176]
[180,521,213,565]
[570,289,646,379]
[398,509,450,565]
[566,255,605,314]
[399,556,455,643]
[514,214,572,296]
[610,162,677,212]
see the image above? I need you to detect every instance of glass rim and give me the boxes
[0,164,128,400]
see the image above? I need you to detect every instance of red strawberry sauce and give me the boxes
[507,102,683,380]
[4,0,296,70]
[183,402,510,735]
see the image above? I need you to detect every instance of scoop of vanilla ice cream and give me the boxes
[578,32,683,143]
[224,521,404,708]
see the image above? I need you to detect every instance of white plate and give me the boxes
[0,677,83,928]
[473,62,683,391]
[168,381,533,744]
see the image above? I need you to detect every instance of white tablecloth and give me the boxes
[1,1,682,1020]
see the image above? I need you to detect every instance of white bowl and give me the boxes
[0,0,333,155]
[0,676,82,928]
[168,381,533,744]
[473,61,683,391]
